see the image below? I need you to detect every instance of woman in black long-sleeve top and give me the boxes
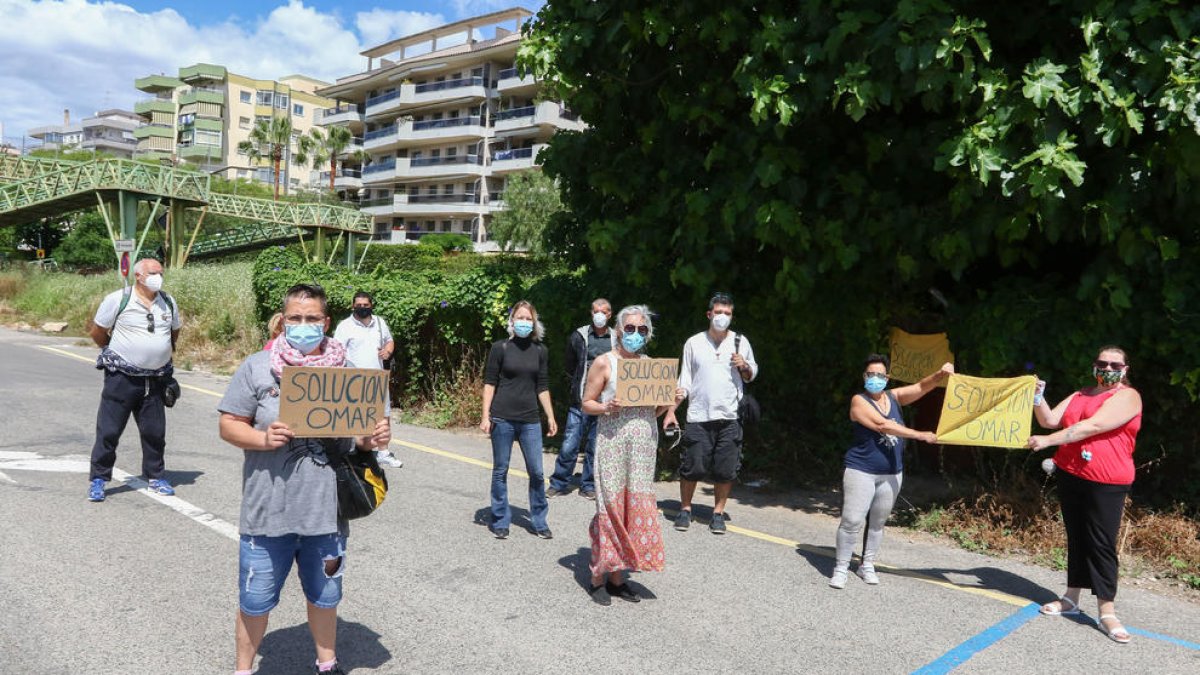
[480,300,558,539]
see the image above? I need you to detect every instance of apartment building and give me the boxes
[80,109,140,158]
[316,7,583,245]
[27,110,83,151]
[133,64,335,189]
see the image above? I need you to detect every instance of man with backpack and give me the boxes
[665,293,758,534]
[333,291,402,468]
[547,298,615,499]
[86,258,182,502]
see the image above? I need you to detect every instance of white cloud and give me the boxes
[0,0,445,141]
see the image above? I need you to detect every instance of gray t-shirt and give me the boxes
[218,351,351,537]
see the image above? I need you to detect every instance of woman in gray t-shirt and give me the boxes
[219,284,390,675]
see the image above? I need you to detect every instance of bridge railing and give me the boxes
[0,158,210,213]
[204,192,374,234]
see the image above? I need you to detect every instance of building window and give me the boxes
[292,103,304,117]
[440,220,451,232]
[276,94,290,110]
[196,130,221,146]
[254,115,271,127]
[238,116,250,129]
[256,91,273,106]
[240,90,251,104]
[178,113,195,127]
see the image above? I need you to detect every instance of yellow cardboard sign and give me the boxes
[936,374,1037,448]
[889,328,954,385]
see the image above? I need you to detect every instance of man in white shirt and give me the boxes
[665,293,758,534]
[86,258,182,502]
[333,291,402,468]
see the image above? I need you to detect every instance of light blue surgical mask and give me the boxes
[513,319,534,338]
[864,375,888,395]
[621,331,646,353]
[285,323,325,353]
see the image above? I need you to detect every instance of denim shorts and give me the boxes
[238,533,347,616]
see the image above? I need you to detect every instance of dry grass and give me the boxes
[909,474,1200,590]
[399,362,485,429]
[0,271,28,299]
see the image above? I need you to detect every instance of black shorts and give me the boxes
[679,419,742,483]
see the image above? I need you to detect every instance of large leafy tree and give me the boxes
[488,170,564,255]
[521,1,1200,500]
[297,125,354,193]
[238,116,294,201]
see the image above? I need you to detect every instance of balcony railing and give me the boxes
[321,104,361,117]
[412,116,482,131]
[365,90,401,107]
[493,147,534,161]
[409,155,482,167]
[362,160,397,175]
[497,68,518,79]
[414,76,484,93]
[407,193,479,204]
[364,127,396,141]
[359,197,393,207]
[495,106,535,121]
[319,169,362,180]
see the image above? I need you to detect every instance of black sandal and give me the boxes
[606,582,641,603]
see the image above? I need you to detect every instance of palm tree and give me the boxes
[296,126,354,193]
[237,116,294,201]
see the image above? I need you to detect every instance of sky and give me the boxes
[0,0,544,143]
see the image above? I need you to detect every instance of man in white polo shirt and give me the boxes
[334,291,403,468]
[665,292,758,534]
[87,258,182,502]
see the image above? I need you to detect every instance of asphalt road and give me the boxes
[1,327,1197,674]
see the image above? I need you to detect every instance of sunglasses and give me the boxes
[863,372,889,379]
[1094,360,1126,370]
[146,312,155,334]
[623,324,649,336]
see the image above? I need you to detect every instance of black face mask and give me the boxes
[353,307,373,319]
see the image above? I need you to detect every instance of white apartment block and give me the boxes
[316,7,583,245]
[80,109,140,158]
[27,110,83,151]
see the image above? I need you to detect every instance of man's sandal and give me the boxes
[1098,614,1132,644]
[1039,596,1081,616]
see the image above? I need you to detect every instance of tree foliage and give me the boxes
[55,212,115,270]
[488,170,564,255]
[521,0,1200,504]
[237,117,294,201]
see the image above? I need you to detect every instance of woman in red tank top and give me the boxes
[1026,346,1142,644]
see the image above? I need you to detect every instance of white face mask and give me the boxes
[592,312,608,328]
[142,274,164,292]
[711,313,731,331]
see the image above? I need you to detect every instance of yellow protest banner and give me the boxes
[889,328,954,384]
[935,374,1037,449]
[278,366,388,437]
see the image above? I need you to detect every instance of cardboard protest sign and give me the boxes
[889,328,955,385]
[278,366,388,437]
[615,358,679,407]
[935,374,1037,448]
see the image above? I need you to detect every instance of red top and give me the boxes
[1053,387,1140,485]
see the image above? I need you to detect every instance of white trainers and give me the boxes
[829,568,849,589]
[856,565,880,585]
[375,450,403,468]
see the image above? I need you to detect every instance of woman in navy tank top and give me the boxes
[829,354,952,589]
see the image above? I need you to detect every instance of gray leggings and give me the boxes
[835,468,903,571]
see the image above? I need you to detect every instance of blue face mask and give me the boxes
[513,319,534,338]
[285,323,325,353]
[621,331,646,353]
[864,375,888,395]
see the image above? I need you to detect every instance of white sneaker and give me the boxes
[829,568,849,589]
[375,450,403,468]
[856,565,880,585]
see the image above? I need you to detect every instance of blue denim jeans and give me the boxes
[238,533,346,616]
[549,406,597,492]
[489,418,548,531]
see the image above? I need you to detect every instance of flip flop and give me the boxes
[1040,596,1081,616]
[1098,614,1132,644]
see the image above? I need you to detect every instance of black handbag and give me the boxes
[162,376,181,408]
[331,446,389,519]
[734,334,760,426]
[377,320,394,371]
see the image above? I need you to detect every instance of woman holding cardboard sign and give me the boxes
[219,283,391,675]
[481,300,558,540]
[1027,346,1142,644]
[579,305,671,605]
[829,355,952,590]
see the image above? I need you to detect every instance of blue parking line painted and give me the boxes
[1122,626,1200,651]
[911,603,1042,675]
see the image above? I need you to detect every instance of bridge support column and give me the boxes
[344,233,356,268]
[166,200,188,268]
[313,229,327,263]
[117,191,139,241]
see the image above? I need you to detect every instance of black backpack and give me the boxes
[734,333,761,426]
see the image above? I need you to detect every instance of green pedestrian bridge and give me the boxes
[0,155,374,266]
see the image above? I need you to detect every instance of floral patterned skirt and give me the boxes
[589,406,664,583]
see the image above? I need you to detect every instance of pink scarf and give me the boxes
[269,334,347,378]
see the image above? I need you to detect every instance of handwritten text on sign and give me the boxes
[889,328,954,385]
[279,366,387,437]
[616,358,679,407]
[935,374,1037,449]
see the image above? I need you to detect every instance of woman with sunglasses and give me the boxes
[1027,346,1142,644]
[829,355,951,589]
[481,300,558,540]
[579,305,670,604]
